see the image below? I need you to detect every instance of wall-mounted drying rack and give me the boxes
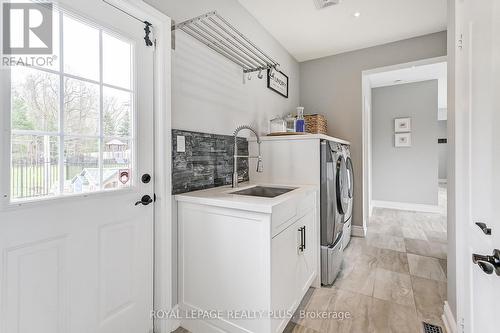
[171,11,280,79]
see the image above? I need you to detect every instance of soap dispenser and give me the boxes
[296,107,305,132]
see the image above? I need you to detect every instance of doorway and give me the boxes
[359,56,449,329]
[0,1,173,332]
[361,56,448,230]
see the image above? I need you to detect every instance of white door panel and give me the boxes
[3,236,67,333]
[457,0,500,332]
[0,0,155,332]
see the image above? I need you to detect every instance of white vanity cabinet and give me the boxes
[176,185,318,333]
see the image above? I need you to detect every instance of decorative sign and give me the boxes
[267,69,288,98]
[119,169,130,184]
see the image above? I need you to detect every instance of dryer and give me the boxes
[341,145,354,249]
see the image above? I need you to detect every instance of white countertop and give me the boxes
[175,183,318,213]
[247,133,350,145]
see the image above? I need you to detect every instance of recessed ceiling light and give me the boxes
[353,12,361,18]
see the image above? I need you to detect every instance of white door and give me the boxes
[0,1,155,332]
[456,0,500,332]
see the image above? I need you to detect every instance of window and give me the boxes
[10,9,134,201]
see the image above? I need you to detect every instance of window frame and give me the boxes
[3,5,138,205]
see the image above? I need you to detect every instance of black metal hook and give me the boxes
[101,1,154,47]
[144,21,153,47]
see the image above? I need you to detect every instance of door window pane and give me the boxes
[63,14,100,81]
[11,67,59,132]
[103,138,131,189]
[8,7,135,202]
[103,87,132,137]
[48,10,61,71]
[63,137,100,194]
[37,9,61,71]
[64,78,99,135]
[103,32,132,89]
[11,135,59,200]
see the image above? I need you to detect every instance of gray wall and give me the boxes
[300,31,447,226]
[144,0,300,309]
[371,81,439,206]
[438,120,448,180]
[145,0,300,137]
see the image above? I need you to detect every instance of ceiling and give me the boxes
[368,61,447,111]
[238,0,447,62]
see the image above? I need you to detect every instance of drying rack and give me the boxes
[171,11,280,76]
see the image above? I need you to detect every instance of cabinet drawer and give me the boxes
[297,191,315,218]
[271,191,316,237]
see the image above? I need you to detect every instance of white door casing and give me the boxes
[0,0,169,332]
[455,0,500,332]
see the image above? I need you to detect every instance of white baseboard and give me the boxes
[442,301,457,333]
[351,225,367,237]
[371,200,441,213]
[181,317,228,333]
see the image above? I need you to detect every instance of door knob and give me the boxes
[472,249,500,276]
[135,195,153,206]
[475,222,492,235]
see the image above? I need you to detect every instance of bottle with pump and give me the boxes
[296,107,305,132]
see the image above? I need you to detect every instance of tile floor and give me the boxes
[175,187,448,333]
[285,186,448,333]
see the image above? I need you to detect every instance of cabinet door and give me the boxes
[271,210,317,333]
[296,209,316,297]
[271,220,303,333]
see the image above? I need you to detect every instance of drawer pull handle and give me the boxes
[298,226,305,252]
[298,226,306,252]
[302,226,306,251]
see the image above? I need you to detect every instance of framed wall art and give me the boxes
[395,133,412,147]
[394,117,411,132]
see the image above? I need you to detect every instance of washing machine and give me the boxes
[341,145,354,249]
[320,141,349,285]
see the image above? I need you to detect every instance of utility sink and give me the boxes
[230,186,296,198]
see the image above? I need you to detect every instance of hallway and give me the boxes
[286,190,447,333]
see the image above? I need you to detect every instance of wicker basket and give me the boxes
[304,114,327,134]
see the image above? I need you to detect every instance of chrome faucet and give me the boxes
[232,125,263,188]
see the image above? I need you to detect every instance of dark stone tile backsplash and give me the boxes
[172,129,249,195]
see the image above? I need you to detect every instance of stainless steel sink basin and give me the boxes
[230,186,296,198]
